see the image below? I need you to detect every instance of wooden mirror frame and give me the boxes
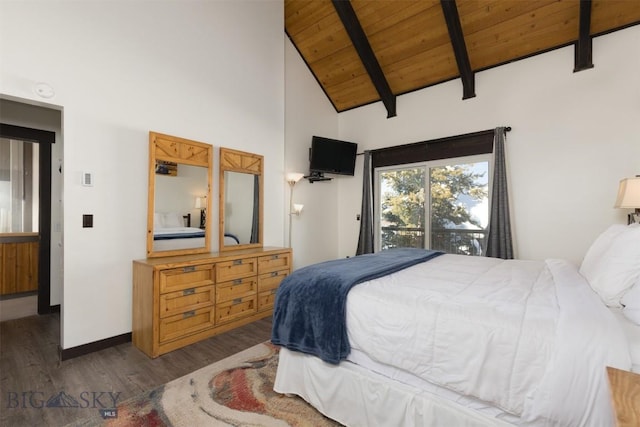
[219,147,263,252]
[147,131,213,258]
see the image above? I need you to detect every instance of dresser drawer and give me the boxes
[159,306,215,343]
[258,289,278,311]
[216,257,257,283]
[258,269,288,293]
[258,253,291,274]
[159,285,215,319]
[216,295,257,324]
[159,264,214,294]
[216,278,257,303]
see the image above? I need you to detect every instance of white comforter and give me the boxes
[153,226,203,237]
[345,254,631,426]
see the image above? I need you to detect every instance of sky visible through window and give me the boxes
[380,161,488,229]
[449,161,488,230]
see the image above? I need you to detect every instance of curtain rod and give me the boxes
[356,126,511,155]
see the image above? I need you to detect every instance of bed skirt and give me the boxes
[274,347,516,427]
[153,237,205,251]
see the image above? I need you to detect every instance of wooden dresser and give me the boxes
[132,246,291,358]
[0,233,38,296]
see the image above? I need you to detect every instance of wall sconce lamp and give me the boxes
[615,176,640,224]
[195,196,207,229]
[292,203,304,216]
[287,173,305,247]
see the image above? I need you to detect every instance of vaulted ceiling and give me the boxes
[285,0,640,117]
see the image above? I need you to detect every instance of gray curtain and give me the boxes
[485,127,513,259]
[250,174,259,243]
[356,151,374,255]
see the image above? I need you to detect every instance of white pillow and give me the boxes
[162,212,184,228]
[580,225,628,277]
[621,278,640,325]
[581,224,640,307]
[154,213,163,229]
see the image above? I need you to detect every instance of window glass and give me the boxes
[0,138,39,233]
[378,167,426,250]
[375,155,490,255]
[429,161,489,256]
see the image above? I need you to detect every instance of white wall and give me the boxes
[284,39,340,268]
[1,1,285,349]
[286,26,640,267]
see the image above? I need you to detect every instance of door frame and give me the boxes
[0,123,55,314]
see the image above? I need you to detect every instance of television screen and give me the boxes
[309,136,358,176]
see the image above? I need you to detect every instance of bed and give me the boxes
[224,232,240,245]
[272,224,640,426]
[153,212,205,251]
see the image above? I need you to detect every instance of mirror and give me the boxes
[219,147,263,251]
[147,132,212,258]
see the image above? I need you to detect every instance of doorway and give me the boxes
[0,124,54,314]
[0,97,63,320]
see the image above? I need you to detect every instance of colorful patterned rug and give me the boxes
[69,342,342,426]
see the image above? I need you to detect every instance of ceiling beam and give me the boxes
[574,0,594,72]
[331,0,396,118]
[440,0,475,99]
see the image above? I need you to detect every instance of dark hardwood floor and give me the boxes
[0,313,273,427]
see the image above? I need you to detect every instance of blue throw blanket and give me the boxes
[154,230,205,240]
[271,248,443,364]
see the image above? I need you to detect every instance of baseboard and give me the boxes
[60,332,132,361]
[0,291,38,301]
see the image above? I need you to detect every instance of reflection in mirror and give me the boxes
[147,131,212,258]
[224,171,259,245]
[219,147,263,252]
[153,164,208,252]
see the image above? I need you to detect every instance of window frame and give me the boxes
[374,153,493,253]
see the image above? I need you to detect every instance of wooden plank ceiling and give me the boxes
[285,0,640,116]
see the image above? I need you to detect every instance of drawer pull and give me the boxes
[272,255,279,259]
[232,298,242,305]
[183,266,196,272]
[271,272,279,277]
[271,289,278,294]
[233,279,242,285]
[183,310,196,319]
[183,288,195,296]
[233,259,243,265]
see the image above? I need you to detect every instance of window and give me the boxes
[375,154,491,255]
[0,138,39,233]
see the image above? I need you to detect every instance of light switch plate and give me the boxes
[82,172,93,186]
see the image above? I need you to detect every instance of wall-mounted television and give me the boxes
[309,136,358,178]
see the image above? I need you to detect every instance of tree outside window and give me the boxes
[379,161,488,255]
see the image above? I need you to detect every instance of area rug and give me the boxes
[70,342,342,426]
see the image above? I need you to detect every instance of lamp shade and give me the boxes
[286,172,305,185]
[615,177,640,208]
[195,196,205,209]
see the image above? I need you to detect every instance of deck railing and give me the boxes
[381,226,487,256]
